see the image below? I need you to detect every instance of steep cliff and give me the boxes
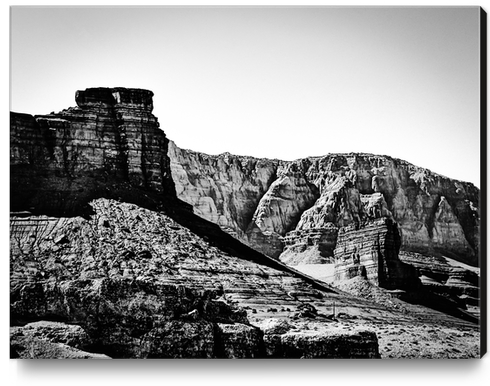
[170,147,480,267]
[11,87,176,217]
[334,218,419,290]
[168,141,280,243]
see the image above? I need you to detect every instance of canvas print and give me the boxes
[9,6,485,359]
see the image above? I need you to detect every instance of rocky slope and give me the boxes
[10,87,481,359]
[10,198,384,358]
[10,87,380,359]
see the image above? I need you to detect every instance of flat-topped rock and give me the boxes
[10,87,175,217]
[75,87,154,111]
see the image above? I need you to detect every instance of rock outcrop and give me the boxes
[399,251,480,310]
[10,321,111,359]
[11,87,176,217]
[333,218,420,291]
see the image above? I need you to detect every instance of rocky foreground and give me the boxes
[10,199,479,359]
[10,87,481,359]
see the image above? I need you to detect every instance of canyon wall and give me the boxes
[168,142,281,243]
[170,146,480,268]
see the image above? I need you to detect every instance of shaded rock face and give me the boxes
[268,330,380,359]
[399,252,480,308]
[169,147,479,267]
[11,87,175,217]
[254,318,379,359]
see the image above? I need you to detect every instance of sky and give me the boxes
[9,6,482,187]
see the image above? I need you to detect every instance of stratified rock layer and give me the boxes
[333,218,420,290]
[169,146,480,267]
[11,87,175,217]
[399,251,480,309]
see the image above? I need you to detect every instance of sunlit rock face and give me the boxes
[168,141,280,245]
[170,147,479,268]
[246,160,320,258]
[170,145,480,312]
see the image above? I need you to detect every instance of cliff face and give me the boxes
[11,87,176,217]
[169,147,480,268]
[333,218,420,291]
[168,141,280,243]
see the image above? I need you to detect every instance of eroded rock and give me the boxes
[10,321,110,359]
[170,146,479,268]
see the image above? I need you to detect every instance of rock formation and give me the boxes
[11,87,176,217]
[10,87,480,359]
[399,251,480,310]
[168,142,280,243]
[10,88,385,359]
[10,321,111,359]
[333,218,420,291]
[170,148,479,268]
